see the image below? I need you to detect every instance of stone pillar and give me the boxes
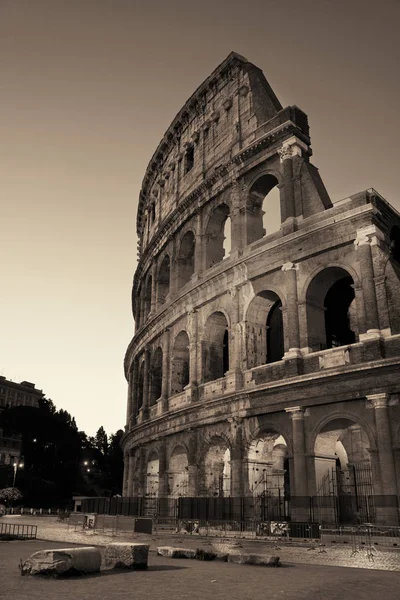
[230,178,244,255]
[122,452,129,496]
[281,262,300,356]
[127,450,135,497]
[125,368,134,428]
[130,360,139,426]
[368,394,397,494]
[354,228,380,334]
[151,262,157,314]
[368,393,398,523]
[280,154,295,220]
[158,442,167,497]
[161,329,170,412]
[141,349,151,420]
[286,406,309,521]
[194,211,204,275]
[187,434,198,496]
[230,422,244,496]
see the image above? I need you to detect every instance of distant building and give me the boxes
[0,376,44,466]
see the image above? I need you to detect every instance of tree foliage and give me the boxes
[0,402,123,507]
[0,487,22,505]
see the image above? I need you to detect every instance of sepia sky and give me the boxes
[1,0,399,436]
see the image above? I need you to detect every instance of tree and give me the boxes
[0,487,22,506]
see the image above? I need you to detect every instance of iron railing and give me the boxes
[0,522,37,539]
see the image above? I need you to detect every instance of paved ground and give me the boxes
[2,515,399,572]
[1,539,400,600]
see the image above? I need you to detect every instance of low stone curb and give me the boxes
[227,553,281,567]
[156,546,281,567]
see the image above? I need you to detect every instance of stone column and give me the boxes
[354,228,380,334]
[127,450,135,497]
[194,210,204,275]
[368,393,398,523]
[187,434,198,496]
[286,406,309,521]
[141,349,151,420]
[161,329,170,412]
[151,261,157,314]
[230,178,244,255]
[158,442,167,497]
[122,452,129,496]
[230,422,244,496]
[125,368,134,428]
[368,394,397,493]
[281,262,300,356]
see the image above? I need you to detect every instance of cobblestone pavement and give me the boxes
[1,540,400,600]
[2,516,400,572]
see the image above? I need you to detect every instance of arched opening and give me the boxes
[247,433,288,519]
[205,203,230,268]
[222,216,231,259]
[171,331,190,395]
[314,418,375,525]
[157,255,170,306]
[144,274,152,320]
[266,299,284,363]
[177,231,195,289]
[137,361,144,413]
[306,267,357,351]
[168,446,189,496]
[200,441,231,497]
[246,291,284,369]
[150,347,163,406]
[246,174,280,245]
[146,451,159,497]
[202,312,229,382]
[390,225,400,264]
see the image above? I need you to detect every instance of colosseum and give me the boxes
[121,52,400,525]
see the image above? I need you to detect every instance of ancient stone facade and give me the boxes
[121,53,400,522]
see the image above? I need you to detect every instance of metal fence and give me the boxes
[0,522,37,539]
[80,495,400,526]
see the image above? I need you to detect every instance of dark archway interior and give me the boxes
[247,174,280,244]
[137,362,144,412]
[171,331,190,395]
[150,348,163,405]
[266,299,284,363]
[203,312,229,382]
[324,277,356,348]
[205,203,230,268]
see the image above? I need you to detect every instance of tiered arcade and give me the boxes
[121,53,400,523]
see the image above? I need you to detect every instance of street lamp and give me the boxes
[13,461,24,487]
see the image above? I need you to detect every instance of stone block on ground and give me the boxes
[157,546,196,559]
[20,546,101,577]
[104,543,149,569]
[227,553,281,567]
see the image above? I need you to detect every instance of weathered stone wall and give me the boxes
[122,53,400,519]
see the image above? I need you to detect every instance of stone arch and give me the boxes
[303,265,358,351]
[310,413,378,522]
[245,290,285,368]
[167,444,189,496]
[150,346,163,406]
[170,330,190,395]
[246,173,281,244]
[157,254,170,306]
[308,411,377,456]
[202,311,230,382]
[146,449,159,497]
[246,434,288,498]
[205,203,230,268]
[177,230,195,289]
[199,434,232,497]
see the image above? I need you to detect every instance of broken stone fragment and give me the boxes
[104,543,149,569]
[227,553,281,567]
[157,546,196,558]
[20,546,101,577]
